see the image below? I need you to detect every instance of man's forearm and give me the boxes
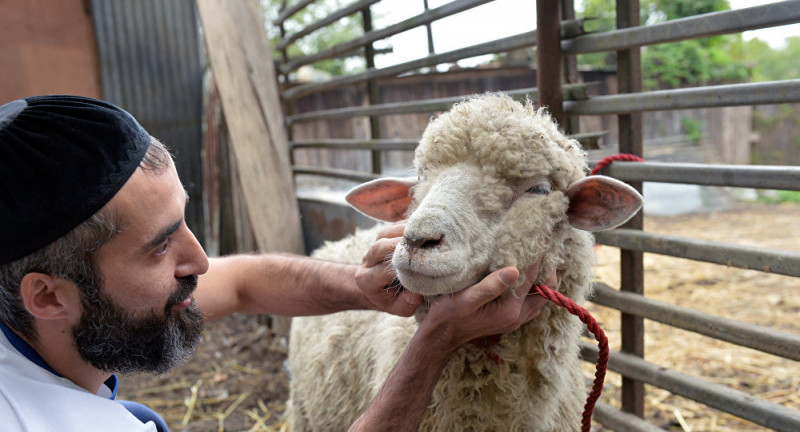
[349,324,454,432]
[199,254,376,319]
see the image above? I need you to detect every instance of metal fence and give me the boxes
[271,0,800,430]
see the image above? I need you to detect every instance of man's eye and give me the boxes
[156,238,172,255]
[525,184,550,195]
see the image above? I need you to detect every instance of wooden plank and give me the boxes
[196,0,305,255]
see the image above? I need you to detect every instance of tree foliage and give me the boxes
[577,0,752,89]
[262,0,365,76]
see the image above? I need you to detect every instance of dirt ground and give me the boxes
[122,201,800,432]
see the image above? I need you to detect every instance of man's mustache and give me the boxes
[165,275,198,311]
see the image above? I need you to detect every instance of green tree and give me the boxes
[263,0,366,76]
[743,36,800,82]
[576,0,751,89]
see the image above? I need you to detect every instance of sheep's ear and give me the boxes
[345,177,417,222]
[565,176,643,231]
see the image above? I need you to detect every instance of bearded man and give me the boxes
[0,95,551,432]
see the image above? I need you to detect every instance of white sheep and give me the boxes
[287,93,642,431]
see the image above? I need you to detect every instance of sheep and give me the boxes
[287,92,643,431]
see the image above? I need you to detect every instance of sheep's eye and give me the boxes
[525,184,550,195]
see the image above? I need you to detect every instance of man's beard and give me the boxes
[73,275,205,374]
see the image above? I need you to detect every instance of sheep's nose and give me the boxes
[405,233,444,253]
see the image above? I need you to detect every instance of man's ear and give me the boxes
[345,177,417,222]
[19,273,80,321]
[565,176,644,231]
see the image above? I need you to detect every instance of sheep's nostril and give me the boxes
[406,234,444,252]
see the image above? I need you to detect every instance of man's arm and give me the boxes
[194,254,378,321]
[194,224,424,321]
[350,266,551,432]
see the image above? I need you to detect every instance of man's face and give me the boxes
[73,160,209,374]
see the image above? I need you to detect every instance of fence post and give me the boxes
[615,0,646,419]
[536,0,564,127]
[361,6,382,174]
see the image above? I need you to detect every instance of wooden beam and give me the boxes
[196,0,305,255]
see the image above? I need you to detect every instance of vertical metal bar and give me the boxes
[616,0,645,419]
[560,0,580,135]
[536,0,564,127]
[423,0,435,54]
[277,0,295,167]
[362,6,382,174]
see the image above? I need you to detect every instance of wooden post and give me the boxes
[196,0,305,257]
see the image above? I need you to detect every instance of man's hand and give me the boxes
[355,221,423,317]
[421,258,555,353]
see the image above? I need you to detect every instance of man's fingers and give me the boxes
[375,221,406,240]
[542,267,558,290]
[455,267,518,313]
[356,261,396,292]
[361,237,401,267]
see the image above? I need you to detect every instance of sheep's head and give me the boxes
[347,93,642,298]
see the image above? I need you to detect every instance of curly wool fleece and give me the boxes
[288,93,641,431]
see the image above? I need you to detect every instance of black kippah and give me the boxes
[0,95,150,265]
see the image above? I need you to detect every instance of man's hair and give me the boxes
[0,137,172,341]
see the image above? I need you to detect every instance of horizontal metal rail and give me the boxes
[277,0,382,50]
[280,0,493,74]
[282,30,538,100]
[291,138,418,151]
[287,84,589,124]
[565,79,800,115]
[592,161,800,190]
[580,343,800,431]
[290,131,604,151]
[594,229,800,278]
[273,0,316,26]
[564,0,800,54]
[593,402,668,432]
[590,282,800,361]
[293,166,379,182]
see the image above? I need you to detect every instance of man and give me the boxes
[0,95,553,431]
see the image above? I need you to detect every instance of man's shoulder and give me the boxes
[0,358,156,432]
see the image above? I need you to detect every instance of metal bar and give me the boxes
[563,0,800,54]
[273,0,316,26]
[594,161,800,190]
[561,0,580,135]
[423,0,435,54]
[289,131,604,151]
[280,0,494,74]
[291,139,418,151]
[293,166,379,183]
[286,84,588,124]
[615,0,645,418]
[581,343,800,431]
[276,0,382,50]
[593,402,669,432]
[565,79,800,115]
[361,5,382,175]
[591,283,800,361]
[537,0,564,126]
[283,30,538,100]
[595,229,800,278]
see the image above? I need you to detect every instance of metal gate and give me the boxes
[271,1,800,430]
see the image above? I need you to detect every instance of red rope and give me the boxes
[590,153,644,176]
[534,284,608,432]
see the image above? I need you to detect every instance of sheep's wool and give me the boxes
[288,93,617,431]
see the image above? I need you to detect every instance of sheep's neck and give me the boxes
[471,334,504,364]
